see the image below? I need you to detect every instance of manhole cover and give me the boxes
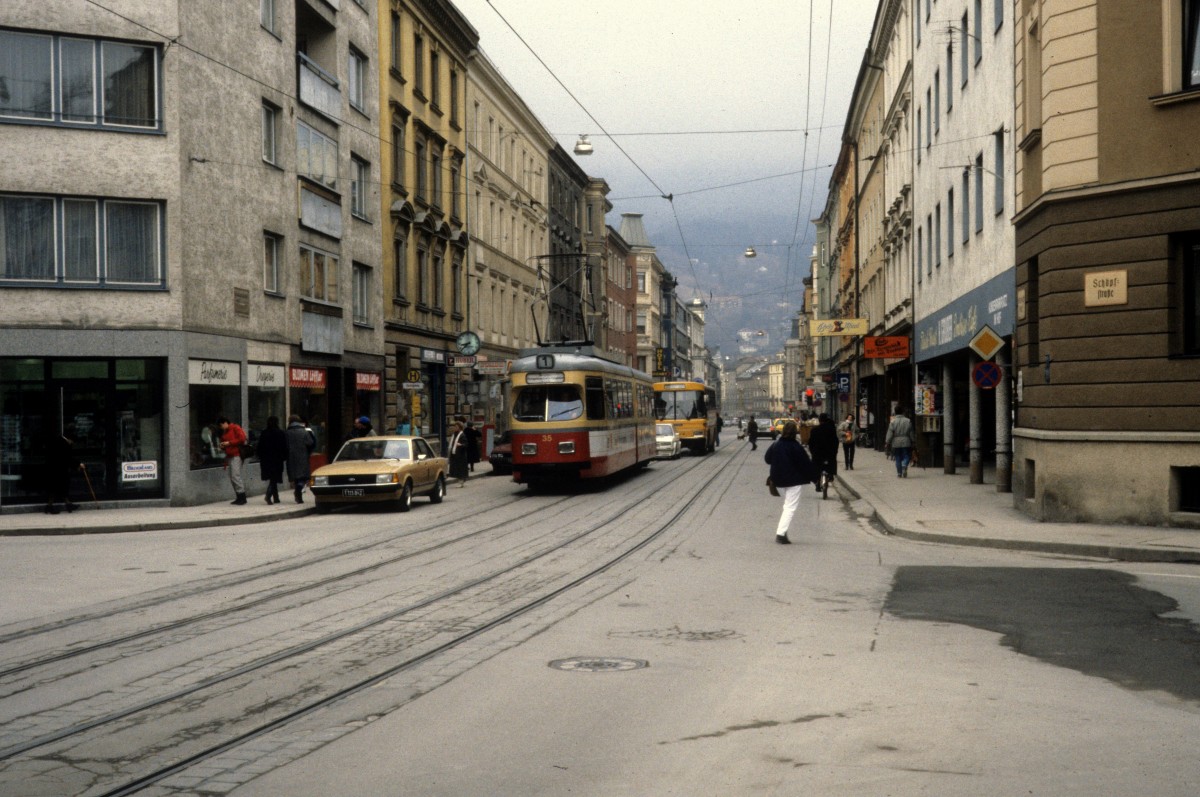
[548,656,649,673]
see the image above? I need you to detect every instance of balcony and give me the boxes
[298,52,340,121]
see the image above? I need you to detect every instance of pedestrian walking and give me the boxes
[448,421,469,486]
[746,417,760,450]
[44,427,81,515]
[257,416,288,504]
[807,413,840,485]
[885,405,916,478]
[285,414,316,503]
[464,421,481,472]
[764,420,818,544]
[714,413,724,447]
[217,416,248,505]
[838,413,856,470]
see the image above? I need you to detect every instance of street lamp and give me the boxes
[744,246,757,258]
[573,135,593,156]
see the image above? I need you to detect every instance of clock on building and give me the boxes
[455,331,481,356]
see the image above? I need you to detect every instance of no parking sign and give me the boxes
[972,361,1003,390]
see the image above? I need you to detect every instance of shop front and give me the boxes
[1,357,166,506]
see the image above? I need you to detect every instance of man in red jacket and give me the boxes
[218,416,248,505]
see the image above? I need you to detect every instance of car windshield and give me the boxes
[655,424,674,436]
[513,386,583,422]
[654,391,704,421]
[336,439,409,462]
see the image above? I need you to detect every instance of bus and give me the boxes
[653,381,717,455]
[508,346,657,488]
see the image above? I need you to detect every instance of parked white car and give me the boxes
[655,423,682,460]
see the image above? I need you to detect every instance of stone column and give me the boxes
[969,352,983,484]
[942,363,956,474]
[995,347,1012,493]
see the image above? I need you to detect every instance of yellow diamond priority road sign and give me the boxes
[968,324,1005,361]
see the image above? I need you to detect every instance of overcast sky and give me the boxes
[450,0,881,351]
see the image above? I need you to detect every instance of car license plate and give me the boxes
[341,488,365,497]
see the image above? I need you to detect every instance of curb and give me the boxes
[835,475,1200,565]
[0,506,315,537]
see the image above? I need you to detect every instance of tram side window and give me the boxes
[586,377,606,420]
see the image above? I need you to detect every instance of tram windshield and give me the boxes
[514,385,584,422]
[655,390,705,421]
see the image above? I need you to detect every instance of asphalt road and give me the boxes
[1,444,1198,796]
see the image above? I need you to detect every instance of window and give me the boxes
[926,215,934,276]
[974,0,983,63]
[947,46,954,111]
[353,262,370,324]
[962,168,971,243]
[429,50,440,107]
[974,154,984,232]
[391,116,405,188]
[263,232,280,293]
[934,70,940,133]
[0,194,162,286]
[637,271,647,293]
[994,129,1005,216]
[261,101,278,164]
[392,235,407,301]
[961,13,969,84]
[994,0,1004,32]
[417,245,429,305]
[451,253,462,315]
[636,310,647,334]
[916,108,922,162]
[297,122,337,189]
[1186,1,1200,88]
[390,14,401,75]
[348,48,366,112]
[430,144,443,207]
[1182,235,1200,353]
[450,155,462,218]
[934,203,942,268]
[350,155,369,220]
[261,0,276,33]
[916,2,922,46]
[916,227,923,283]
[415,137,427,200]
[947,190,955,259]
[0,30,159,130]
[413,34,424,96]
[449,69,459,126]
[925,89,932,148]
[300,243,338,303]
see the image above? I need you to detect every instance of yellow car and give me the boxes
[309,436,447,513]
[773,418,791,437]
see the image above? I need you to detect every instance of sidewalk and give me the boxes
[837,447,1200,563]
[0,496,314,536]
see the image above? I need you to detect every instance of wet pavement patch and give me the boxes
[884,566,1200,702]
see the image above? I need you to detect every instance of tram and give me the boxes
[653,380,718,455]
[508,346,657,487]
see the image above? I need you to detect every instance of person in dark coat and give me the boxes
[285,415,316,503]
[257,416,288,504]
[464,421,481,472]
[44,428,81,515]
[807,413,840,482]
[448,421,469,486]
[764,420,817,544]
[746,418,760,451]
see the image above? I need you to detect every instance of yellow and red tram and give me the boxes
[508,347,656,487]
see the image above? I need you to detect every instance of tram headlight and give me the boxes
[522,443,538,455]
[558,441,575,454]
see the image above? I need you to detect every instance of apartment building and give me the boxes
[604,226,637,366]
[1,0,381,506]
[1011,1,1200,525]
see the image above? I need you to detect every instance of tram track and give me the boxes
[0,452,731,795]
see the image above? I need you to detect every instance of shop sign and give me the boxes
[188,359,240,386]
[448,355,476,367]
[421,348,446,365]
[914,270,1015,362]
[809,318,868,337]
[356,371,381,391]
[121,461,158,482]
[289,366,326,389]
[402,382,424,390]
[864,336,910,359]
[475,361,508,376]
[249,363,285,389]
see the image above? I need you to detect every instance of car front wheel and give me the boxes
[429,475,445,503]
[396,481,413,512]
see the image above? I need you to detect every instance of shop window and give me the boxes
[188,359,241,470]
[1174,467,1200,513]
[247,364,285,456]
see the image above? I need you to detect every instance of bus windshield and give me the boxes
[655,390,704,421]
[514,385,584,422]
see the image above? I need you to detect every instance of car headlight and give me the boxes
[312,476,329,487]
[376,473,398,484]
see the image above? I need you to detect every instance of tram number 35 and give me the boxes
[542,434,554,442]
